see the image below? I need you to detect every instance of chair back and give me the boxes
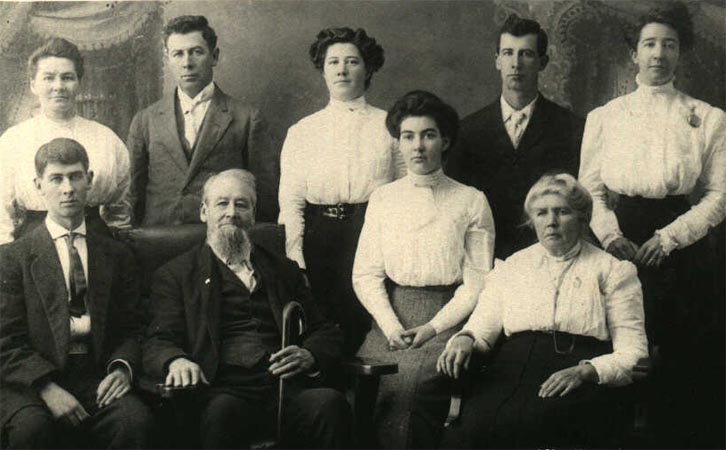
[119,223,285,297]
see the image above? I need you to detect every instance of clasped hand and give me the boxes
[387,323,436,351]
[607,235,665,267]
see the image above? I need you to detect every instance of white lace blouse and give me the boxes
[353,170,495,339]
[579,76,726,253]
[278,96,406,268]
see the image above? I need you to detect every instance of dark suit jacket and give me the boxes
[0,226,143,425]
[127,86,279,226]
[445,95,584,259]
[142,241,343,383]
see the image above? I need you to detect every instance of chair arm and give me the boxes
[343,357,398,377]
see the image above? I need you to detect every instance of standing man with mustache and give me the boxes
[445,14,584,260]
[127,15,278,226]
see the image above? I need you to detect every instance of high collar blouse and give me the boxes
[352,170,495,339]
[458,241,648,386]
[0,115,131,244]
[579,76,726,252]
[278,96,406,268]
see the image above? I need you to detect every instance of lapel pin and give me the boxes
[204,278,210,285]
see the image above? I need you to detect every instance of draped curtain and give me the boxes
[0,1,163,138]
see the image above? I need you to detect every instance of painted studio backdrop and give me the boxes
[0,0,724,143]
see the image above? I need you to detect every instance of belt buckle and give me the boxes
[324,203,348,220]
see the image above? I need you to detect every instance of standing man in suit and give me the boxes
[445,14,584,259]
[143,169,351,449]
[128,15,278,226]
[0,138,154,449]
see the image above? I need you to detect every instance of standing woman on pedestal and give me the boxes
[353,91,495,448]
[578,3,725,446]
[278,27,405,355]
[0,38,131,244]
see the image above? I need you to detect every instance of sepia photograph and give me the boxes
[0,0,723,448]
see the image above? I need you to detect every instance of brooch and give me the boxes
[687,106,701,128]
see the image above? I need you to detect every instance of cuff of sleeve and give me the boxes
[580,359,607,385]
[429,318,444,335]
[600,232,623,251]
[654,229,678,255]
[106,359,134,384]
[448,329,492,353]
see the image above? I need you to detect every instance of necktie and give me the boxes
[511,111,527,148]
[64,233,87,317]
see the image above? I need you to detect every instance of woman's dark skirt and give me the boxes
[303,202,370,356]
[357,283,458,449]
[614,194,724,447]
[440,331,624,449]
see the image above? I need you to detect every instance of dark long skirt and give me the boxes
[357,283,458,449]
[440,331,624,449]
[614,194,724,447]
[303,202,370,356]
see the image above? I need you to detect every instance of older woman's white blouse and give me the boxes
[353,170,495,339]
[579,77,726,252]
[460,241,648,386]
[0,115,131,244]
[278,96,406,268]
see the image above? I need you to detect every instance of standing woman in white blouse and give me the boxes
[437,173,648,448]
[353,91,495,449]
[278,28,405,355]
[578,4,724,445]
[0,38,131,244]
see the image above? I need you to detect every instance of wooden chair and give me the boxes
[119,223,397,448]
[443,345,654,446]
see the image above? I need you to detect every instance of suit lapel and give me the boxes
[184,89,233,190]
[515,95,546,154]
[86,233,111,359]
[200,246,220,348]
[29,228,70,357]
[157,92,190,173]
[488,101,515,156]
[251,247,284,331]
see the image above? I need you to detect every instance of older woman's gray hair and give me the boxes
[523,172,593,227]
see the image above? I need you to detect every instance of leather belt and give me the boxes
[305,202,366,220]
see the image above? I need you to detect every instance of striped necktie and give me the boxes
[64,233,87,317]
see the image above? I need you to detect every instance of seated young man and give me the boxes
[142,169,352,449]
[0,138,154,449]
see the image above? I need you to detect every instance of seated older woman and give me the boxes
[437,173,648,449]
[353,90,495,449]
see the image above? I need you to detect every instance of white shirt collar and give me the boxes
[328,95,368,114]
[536,239,583,266]
[45,216,87,240]
[407,168,444,188]
[177,82,216,112]
[500,94,538,123]
[635,74,676,96]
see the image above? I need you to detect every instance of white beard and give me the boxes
[208,226,251,264]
